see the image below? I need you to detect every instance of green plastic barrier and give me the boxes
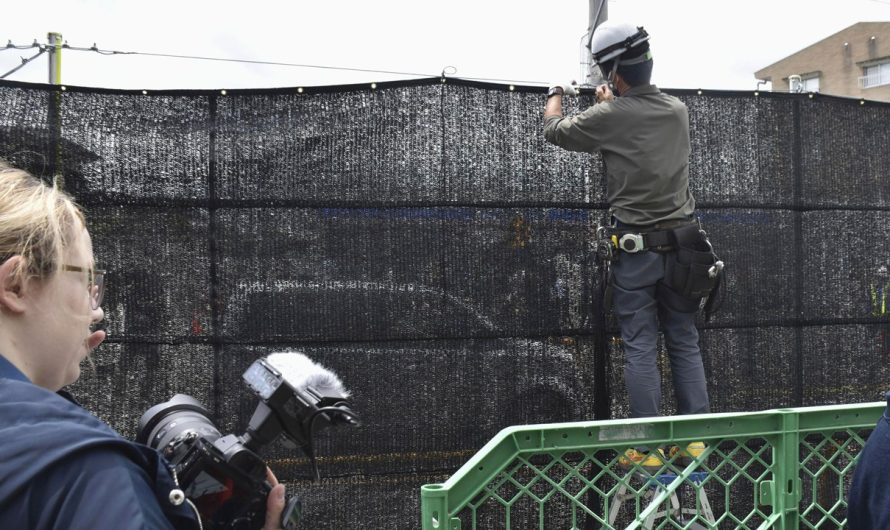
[421,403,884,529]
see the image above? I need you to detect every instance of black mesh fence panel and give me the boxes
[2,77,890,528]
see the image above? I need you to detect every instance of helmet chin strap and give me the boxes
[608,56,622,97]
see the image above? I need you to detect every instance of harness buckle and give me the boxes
[618,233,644,253]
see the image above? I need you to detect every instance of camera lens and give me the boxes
[137,394,222,451]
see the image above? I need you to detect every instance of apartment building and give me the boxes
[755,21,890,102]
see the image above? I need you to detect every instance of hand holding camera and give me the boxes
[137,352,358,530]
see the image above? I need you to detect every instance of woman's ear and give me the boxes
[0,256,29,314]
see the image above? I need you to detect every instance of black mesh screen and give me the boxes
[2,77,890,528]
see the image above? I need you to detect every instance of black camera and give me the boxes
[137,352,358,530]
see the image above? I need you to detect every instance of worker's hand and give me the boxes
[595,84,614,103]
[262,467,287,530]
[549,82,578,96]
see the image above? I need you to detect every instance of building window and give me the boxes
[861,62,890,88]
[790,74,820,93]
[801,76,820,92]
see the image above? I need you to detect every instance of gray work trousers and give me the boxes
[611,249,711,418]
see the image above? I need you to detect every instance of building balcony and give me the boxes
[859,72,890,88]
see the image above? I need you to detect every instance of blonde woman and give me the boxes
[0,162,285,529]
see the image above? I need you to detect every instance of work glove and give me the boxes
[548,82,578,96]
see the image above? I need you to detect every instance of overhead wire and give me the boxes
[1,47,47,79]
[3,40,42,51]
[1,40,550,86]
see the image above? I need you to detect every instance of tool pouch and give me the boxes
[664,224,720,300]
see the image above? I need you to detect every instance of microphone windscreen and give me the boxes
[265,351,349,398]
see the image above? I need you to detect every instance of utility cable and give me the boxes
[111,49,435,78]
[3,45,41,50]
[1,48,46,79]
[2,40,551,86]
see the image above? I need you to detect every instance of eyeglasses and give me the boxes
[60,265,105,310]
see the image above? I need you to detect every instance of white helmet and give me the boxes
[589,22,650,66]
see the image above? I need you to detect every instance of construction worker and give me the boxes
[543,21,719,469]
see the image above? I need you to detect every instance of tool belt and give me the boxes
[607,218,694,254]
[597,218,725,319]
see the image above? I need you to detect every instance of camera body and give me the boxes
[137,353,357,530]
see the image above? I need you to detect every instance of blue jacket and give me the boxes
[847,391,890,529]
[0,355,200,530]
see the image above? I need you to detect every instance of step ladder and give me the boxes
[607,470,715,529]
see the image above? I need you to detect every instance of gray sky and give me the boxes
[2,0,889,91]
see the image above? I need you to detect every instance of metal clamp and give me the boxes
[618,233,644,253]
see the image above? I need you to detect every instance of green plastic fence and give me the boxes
[420,403,884,529]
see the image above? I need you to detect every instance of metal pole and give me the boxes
[581,0,608,86]
[589,0,608,47]
[48,32,62,84]
[47,32,64,187]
